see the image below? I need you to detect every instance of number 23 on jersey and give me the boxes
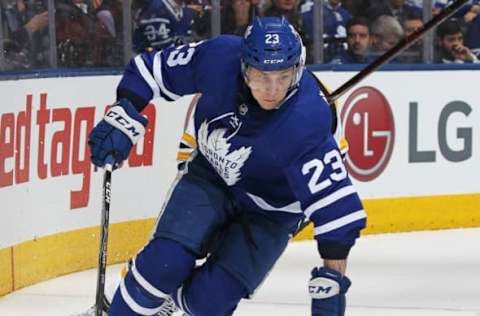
[302,149,347,194]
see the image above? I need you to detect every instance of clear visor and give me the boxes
[245,66,295,92]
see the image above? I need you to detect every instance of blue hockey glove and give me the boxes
[309,267,351,316]
[88,99,148,167]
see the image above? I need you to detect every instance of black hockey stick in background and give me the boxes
[326,0,469,103]
[95,156,114,316]
[294,0,469,237]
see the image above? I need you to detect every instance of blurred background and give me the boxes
[1,0,479,72]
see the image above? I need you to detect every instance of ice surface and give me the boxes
[1,228,479,316]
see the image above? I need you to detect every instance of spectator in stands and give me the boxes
[1,0,49,70]
[435,18,479,63]
[191,0,214,39]
[90,0,124,67]
[399,11,424,63]
[433,0,479,18]
[1,0,123,69]
[342,0,371,17]
[93,0,119,38]
[462,1,480,23]
[55,0,101,67]
[434,1,480,50]
[434,0,480,50]
[330,16,370,64]
[366,0,422,25]
[132,0,198,53]
[465,16,480,54]
[221,0,259,36]
[262,0,302,33]
[403,11,423,36]
[369,15,404,61]
[301,0,352,62]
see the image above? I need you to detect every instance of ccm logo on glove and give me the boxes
[104,105,146,144]
[309,277,340,299]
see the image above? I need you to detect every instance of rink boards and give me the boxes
[1,70,479,296]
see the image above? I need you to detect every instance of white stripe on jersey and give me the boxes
[304,185,356,219]
[314,209,366,236]
[247,192,303,214]
[134,55,160,99]
[131,258,169,299]
[175,286,192,315]
[153,52,181,101]
[151,38,174,47]
[140,17,170,24]
[120,277,164,315]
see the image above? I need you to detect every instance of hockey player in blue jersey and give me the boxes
[88,16,366,316]
[133,0,196,53]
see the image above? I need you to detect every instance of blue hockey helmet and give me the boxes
[241,16,306,87]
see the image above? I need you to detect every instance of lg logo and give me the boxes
[341,86,395,182]
[409,101,472,163]
[341,86,474,182]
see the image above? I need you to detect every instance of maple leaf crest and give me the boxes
[198,120,252,186]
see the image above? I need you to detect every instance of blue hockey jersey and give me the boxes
[301,1,352,40]
[133,0,195,52]
[117,35,366,258]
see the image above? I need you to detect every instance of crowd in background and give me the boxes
[1,0,480,71]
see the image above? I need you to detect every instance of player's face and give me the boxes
[246,67,295,110]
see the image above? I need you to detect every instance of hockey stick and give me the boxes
[294,0,469,237]
[95,156,114,316]
[326,0,469,103]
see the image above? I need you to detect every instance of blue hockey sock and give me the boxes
[174,263,248,316]
[109,238,195,315]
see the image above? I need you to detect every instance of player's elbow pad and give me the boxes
[309,267,351,316]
